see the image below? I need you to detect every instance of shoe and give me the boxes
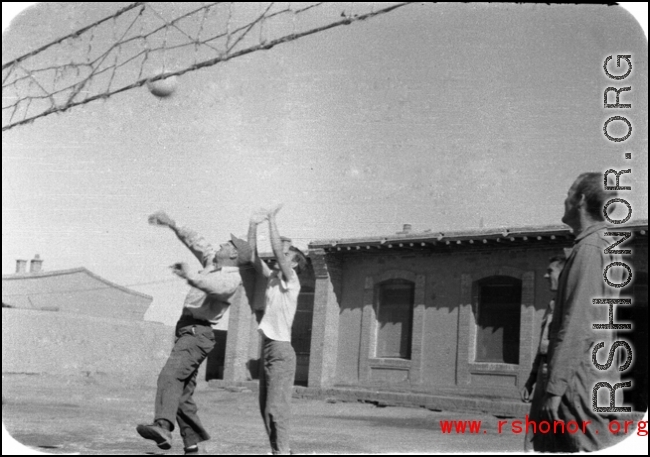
[136,423,172,450]
[184,444,200,454]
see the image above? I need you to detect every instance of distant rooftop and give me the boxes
[2,266,153,321]
[2,267,152,300]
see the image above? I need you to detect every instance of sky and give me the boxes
[2,3,648,327]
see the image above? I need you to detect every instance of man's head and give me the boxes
[281,236,293,252]
[562,172,617,228]
[544,255,566,292]
[288,246,309,274]
[215,235,252,267]
[271,245,309,275]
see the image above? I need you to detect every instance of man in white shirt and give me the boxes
[248,205,308,455]
[137,211,251,454]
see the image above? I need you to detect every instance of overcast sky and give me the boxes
[2,3,648,326]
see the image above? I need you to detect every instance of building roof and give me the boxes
[2,267,152,300]
[309,221,649,252]
[2,267,153,320]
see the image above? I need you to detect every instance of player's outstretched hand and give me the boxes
[170,262,190,279]
[250,209,269,225]
[267,204,283,219]
[148,210,175,228]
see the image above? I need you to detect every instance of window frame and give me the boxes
[360,270,426,385]
[456,267,536,388]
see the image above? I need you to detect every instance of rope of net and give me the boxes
[2,2,413,131]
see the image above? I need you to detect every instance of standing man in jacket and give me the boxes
[539,173,627,452]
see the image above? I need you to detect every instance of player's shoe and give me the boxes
[136,423,172,450]
[184,444,200,454]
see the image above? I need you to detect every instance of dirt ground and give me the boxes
[1,373,645,455]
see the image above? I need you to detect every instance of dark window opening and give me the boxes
[376,279,414,359]
[476,276,522,364]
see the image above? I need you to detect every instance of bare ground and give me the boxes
[1,372,635,455]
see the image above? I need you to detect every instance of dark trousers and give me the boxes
[155,320,215,447]
[259,337,296,455]
[525,361,547,451]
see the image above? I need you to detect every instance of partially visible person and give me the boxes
[248,205,308,455]
[137,211,251,455]
[521,255,565,452]
[539,173,626,452]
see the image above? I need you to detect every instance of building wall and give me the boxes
[189,233,648,407]
[334,245,571,397]
[330,238,647,400]
[2,308,173,386]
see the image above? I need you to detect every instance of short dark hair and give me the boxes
[573,172,618,221]
[289,246,309,274]
[548,255,566,267]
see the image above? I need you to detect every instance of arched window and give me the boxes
[476,276,522,364]
[375,279,414,359]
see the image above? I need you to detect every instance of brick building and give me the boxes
[220,222,647,413]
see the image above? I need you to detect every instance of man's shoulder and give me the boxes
[579,228,612,250]
[287,269,300,283]
[285,270,301,291]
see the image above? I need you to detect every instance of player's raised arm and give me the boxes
[171,261,240,299]
[248,209,271,278]
[268,205,293,281]
[148,210,215,267]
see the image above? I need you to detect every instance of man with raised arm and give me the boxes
[137,210,251,455]
[248,205,308,455]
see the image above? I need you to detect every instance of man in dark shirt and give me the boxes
[521,255,565,451]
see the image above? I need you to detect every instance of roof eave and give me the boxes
[309,221,648,250]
